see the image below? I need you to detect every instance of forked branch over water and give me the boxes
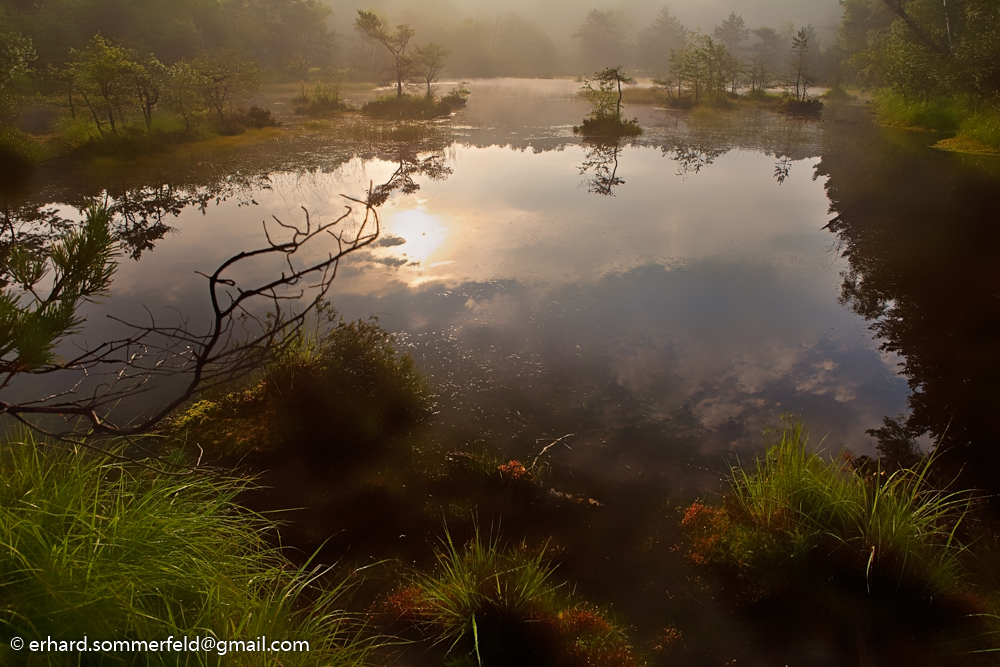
[0,187,381,457]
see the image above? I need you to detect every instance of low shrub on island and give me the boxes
[361,87,469,120]
[574,67,642,138]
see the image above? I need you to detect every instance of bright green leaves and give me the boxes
[1,206,118,372]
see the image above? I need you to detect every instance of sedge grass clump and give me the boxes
[380,529,641,667]
[682,421,975,605]
[170,304,431,461]
[0,433,372,667]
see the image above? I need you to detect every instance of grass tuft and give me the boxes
[683,420,975,602]
[0,432,373,666]
[380,527,642,667]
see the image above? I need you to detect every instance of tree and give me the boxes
[573,9,628,74]
[354,10,415,98]
[0,32,35,128]
[842,0,1000,102]
[132,55,167,131]
[790,26,815,99]
[714,12,750,52]
[582,66,633,121]
[67,35,140,136]
[162,61,207,132]
[415,43,449,97]
[191,51,262,125]
[638,8,685,77]
[669,34,734,104]
[749,26,788,92]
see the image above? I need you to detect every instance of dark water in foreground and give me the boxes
[4,79,1000,664]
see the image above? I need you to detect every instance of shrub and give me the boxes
[218,106,279,135]
[437,86,470,112]
[573,116,642,138]
[0,433,372,666]
[170,305,431,461]
[292,83,349,118]
[379,528,642,667]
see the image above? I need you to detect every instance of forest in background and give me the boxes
[1,0,999,162]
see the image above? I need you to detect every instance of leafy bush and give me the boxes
[292,83,350,117]
[379,528,642,667]
[171,305,431,461]
[218,106,279,135]
[437,86,470,112]
[0,433,372,666]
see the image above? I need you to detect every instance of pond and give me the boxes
[5,78,1000,665]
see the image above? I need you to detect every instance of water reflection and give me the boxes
[818,122,1000,494]
[579,138,626,196]
[367,148,452,207]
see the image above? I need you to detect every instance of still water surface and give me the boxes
[8,79,1000,664]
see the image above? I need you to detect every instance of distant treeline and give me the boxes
[0,0,337,75]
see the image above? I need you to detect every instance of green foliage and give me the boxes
[956,109,1000,149]
[170,305,431,461]
[0,207,116,372]
[355,11,416,98]
[438,86,470,112]
[577,67,641,138]
[0,31,35,129]
[668,34,740,105]
[844,0,1000,102]
[2,0,335,74]
[874,90,962,132]
[0,432,373,666]
[382,527,642,667]
[683,421,975,603]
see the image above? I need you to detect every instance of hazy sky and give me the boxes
[327,0,844,48]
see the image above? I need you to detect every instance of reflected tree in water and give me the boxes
[663,143,727,177]
[773,156,793,185]
[579,138,625,196]
[368,147,452,207]
[817,122,1000,495]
